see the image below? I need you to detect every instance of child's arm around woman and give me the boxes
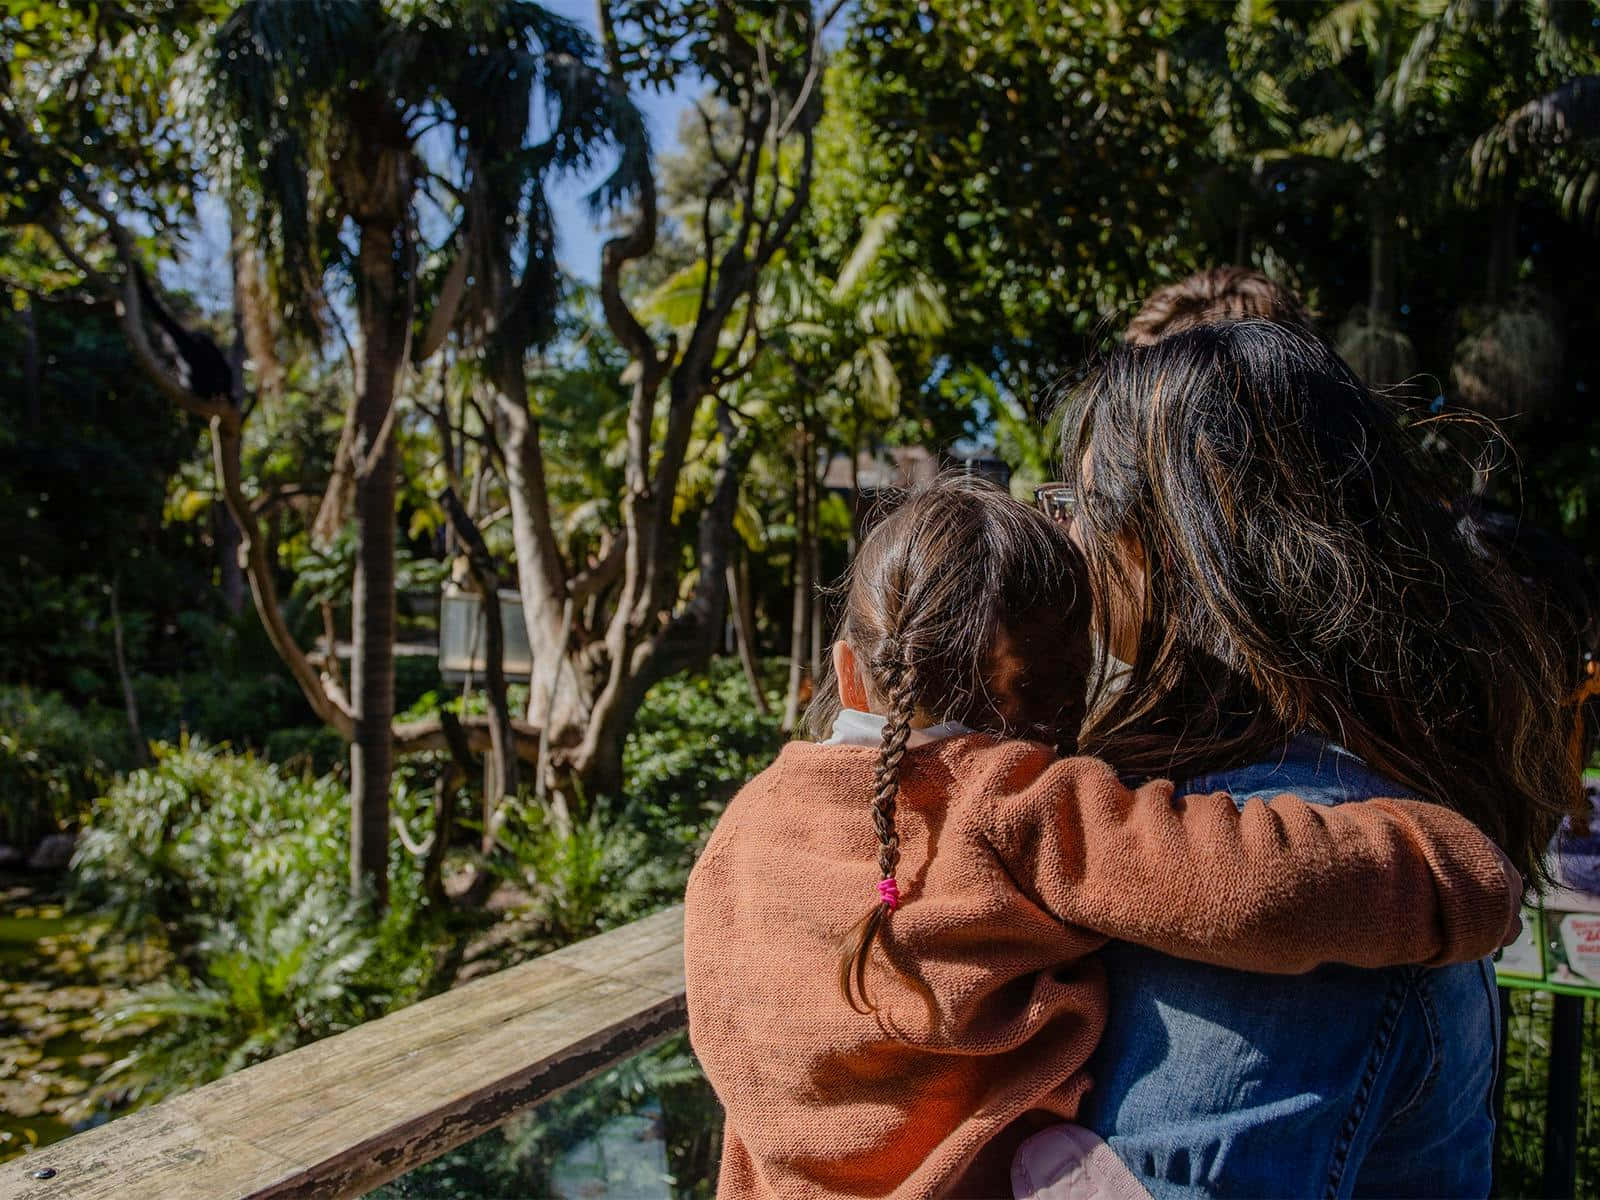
[973,741,1518,973]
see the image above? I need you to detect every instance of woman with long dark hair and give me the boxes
[1057,320,1576,1196]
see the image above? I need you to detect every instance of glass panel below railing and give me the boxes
[368,1033,721,1199]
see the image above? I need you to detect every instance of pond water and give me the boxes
[0,876,161,1164]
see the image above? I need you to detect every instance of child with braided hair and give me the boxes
[683,475,1523,1200]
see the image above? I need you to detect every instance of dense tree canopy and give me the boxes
[3,0,1597,898]
[840,0,1600,547]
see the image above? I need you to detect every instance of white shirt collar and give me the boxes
[821,708,973,749]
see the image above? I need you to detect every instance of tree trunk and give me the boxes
[439,486,517,850]
[781,434,813,733]
[487,346,591,818]
[476,584,513,835]
[19,293,40,435]
[727,559,769,716]
[1368,197,1396,321]
[109,577,148,767]
[218,248,250,620]
[484,355,563,688]
[215,503,246,618]
[348,212,409,909]
[530,0,819,795]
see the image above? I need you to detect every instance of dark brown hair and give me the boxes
[808,474,1093,1012]
[1125,266,1312,346]
[1063,320,1575,882]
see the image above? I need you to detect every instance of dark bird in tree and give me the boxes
[134,266,233,401]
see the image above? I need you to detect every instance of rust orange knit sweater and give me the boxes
[683,735,1515,1200]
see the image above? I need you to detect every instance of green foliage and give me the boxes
[844,0,1218,402]
[69,742,442,1100]
[494,799,674,945]
[288,527,449,617]
[621,658,784,851]
[0,687,130,846]
[0,1,201,238]
[1494,989,1600,1196]
[0,288,205,701]
[395,683,531,725]
[261,724,348,778]
[97,875,431,1104]
[485,659,781,949]
[76,742,375,936]
[133,670,305,752]
[202,0,644,342]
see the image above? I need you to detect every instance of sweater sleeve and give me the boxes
[981,755,1515,974]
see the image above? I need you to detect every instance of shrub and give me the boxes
[75,740,339,933]
[75,740,429,943]
[494,798,683,947]
[98,876,436,1103]
[71,742,443,1101]
[133,669,308,751]
[0,686,130,846]
[262,724,348,778]
[621,658,783,848]
[481,658,781,953]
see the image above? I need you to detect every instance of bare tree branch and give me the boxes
[773,0,843,142]
[568,533,627,600]
[596,0,661,373]
[41,217,231,422]
[695,100,738,176]
[416,232,469,362]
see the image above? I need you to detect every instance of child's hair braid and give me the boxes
[871,645,914,885]
[823,474,1095,1017]
[839,644,917,1014]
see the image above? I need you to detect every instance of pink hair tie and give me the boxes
[877,877,901,911]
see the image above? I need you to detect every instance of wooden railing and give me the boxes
[4,906,686,1200]
[8,904,1592,1198]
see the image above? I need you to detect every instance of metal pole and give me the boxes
[1491,985,1512,1195]
[1541,993,1585,1200]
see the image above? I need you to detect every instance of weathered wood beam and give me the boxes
[6,907,687,1200]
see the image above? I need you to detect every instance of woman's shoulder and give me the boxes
[1182,734,1412,808]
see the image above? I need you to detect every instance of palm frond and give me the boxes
[831,206,901,301]
[639,261,710,330]
[208,1,379,296]
[1306,0,1380,67]
[1465,75,1600,216]
[855,272,952,338]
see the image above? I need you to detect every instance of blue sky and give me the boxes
[540,0,696,282]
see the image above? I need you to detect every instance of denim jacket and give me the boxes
[1078,735,1500,1199]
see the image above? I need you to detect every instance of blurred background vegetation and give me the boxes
[2,0,1599,1190]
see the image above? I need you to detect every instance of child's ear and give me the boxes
[833,641,871,711]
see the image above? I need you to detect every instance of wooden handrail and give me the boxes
[5,906,686,1200]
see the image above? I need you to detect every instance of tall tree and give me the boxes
[448,1,829,800]
[7,0,638,904]
[208,0,644,898]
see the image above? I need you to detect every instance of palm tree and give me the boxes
[1456,22,1600,419]
[200,0,638,905]
[1255,0,1597,395]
